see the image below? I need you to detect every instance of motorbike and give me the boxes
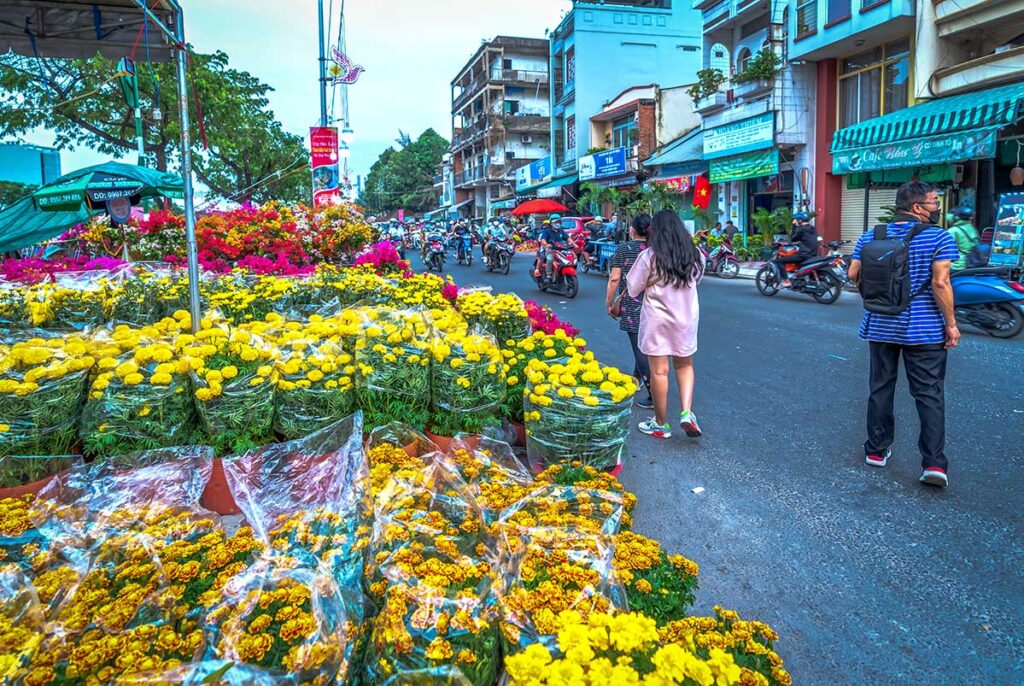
[455,234,473,266]
[425,237,446,273]
[952,267,1024,338]
[699,239,740,279]
[390,237,406,261]
[486,238,514,274]
[755,241,847,304]
[532,243,579,298]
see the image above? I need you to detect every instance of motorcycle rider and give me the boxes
[946,206,980,271]
[773,212,818,288]
[387,221,406,257]
[535,214,569,281]
[484,220,510,267]
[581,216,613,269]
[453,220,472,262]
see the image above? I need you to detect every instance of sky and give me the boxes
[20,0,573,198]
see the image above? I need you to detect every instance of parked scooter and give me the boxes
[755,241,847,304]
[486,238,514,275]
[425,235,447,273]
[532,243,579,298]
[952,267,1024,338]
[700,237,740,279]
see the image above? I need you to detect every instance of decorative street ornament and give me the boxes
[329,47,365,85]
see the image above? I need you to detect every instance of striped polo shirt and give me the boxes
[852,221,959,345]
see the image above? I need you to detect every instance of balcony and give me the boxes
[731,78,774,101]
[454,167,486,188]
[701,0,768,35]
[453,69,550,112]
[501,114,551,133]
[695,91,728,114]
[931,45,1024,96]
[451,115,496,150]
[934,0,1024,38]
[556,81,576,106]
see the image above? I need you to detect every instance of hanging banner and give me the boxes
[648,176,693,193]
[709,149,779,183]
[831,128,998,174]
[310,126,341,206]
[704,113,775,160]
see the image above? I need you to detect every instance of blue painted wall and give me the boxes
[550,1,703,176]
[788,0,914,60]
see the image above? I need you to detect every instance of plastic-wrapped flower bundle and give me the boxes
[106,270,195,326]
[442,438,534,526]
[456,290,531,346]
[35,276,110,331]
[274,336,356,440]
[612,531,699,626]
[80,338,197,457]
[0,285,29,328]
[499,330,585,424]
[325,266,398,306]
[205,273,299,324]
[355,308,433,430]
[495,485,626,552]
[523,355,637,471]
[428,328,504,437]
[533,461,637,529]
[188,327,277,454]
[393,273,455,309]
[0,337,93,458]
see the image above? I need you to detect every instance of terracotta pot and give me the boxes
[423,432,481,455]
[509,421,526,447]
[0,471,66,500]
[202,458,240,515]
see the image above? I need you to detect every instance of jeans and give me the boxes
[865,342,948,471]
[626,331,651,397]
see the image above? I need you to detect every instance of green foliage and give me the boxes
[359,129,450,213]
[751,207,777,248]
[0,50,307,204]
[877,205,898,224]
[687,68,726,101]
[733,49,782,84]
[690,205,716,232]
[0,181,36,210]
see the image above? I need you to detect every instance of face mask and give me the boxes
[928,209,941,224]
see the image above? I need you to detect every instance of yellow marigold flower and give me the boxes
[220,365,239,380]
[0,423,9,433]
[150,372,173,385]
[123,372,144,385]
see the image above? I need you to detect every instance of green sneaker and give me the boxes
[638,418,671,439]
[679,411,702,438]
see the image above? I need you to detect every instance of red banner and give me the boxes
[310,127,340,206]
[651,176,692,193]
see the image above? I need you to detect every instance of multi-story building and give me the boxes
[0,142,61,187]
[449,36,551,218]
[548,0,704,191]
[693,0,815,235]
[793,0,1024,244]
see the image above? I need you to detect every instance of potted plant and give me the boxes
[751,207,777,259]
[732,49,782,86]
[687,68,726,102]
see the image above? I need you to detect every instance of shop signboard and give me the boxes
[703,113,774,161]
[516,156,552,190]
[832,128,998,175]
[578,146,628,181]
[709,149,779,184]
[647,176,693,193]
[990,192,1024,267]
[310,126,340,206]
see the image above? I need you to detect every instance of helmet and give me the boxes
[549,213,561,220]
[793,211,809,221]
[593,216,605,222]
[951,206,974,221]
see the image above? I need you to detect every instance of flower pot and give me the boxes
[509,421,527,447]
[201,457,240,516]
[423,431,481,455]
[0,471,67,500]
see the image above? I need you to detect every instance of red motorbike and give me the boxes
[699,237,740,279]
[532,242,579,298]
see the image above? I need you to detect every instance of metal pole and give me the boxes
[174,10,202,333]
[317,0,328,126]
[133,75,145,165]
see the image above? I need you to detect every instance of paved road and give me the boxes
[412,248,1024,683]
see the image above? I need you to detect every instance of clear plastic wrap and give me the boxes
[523,358,636,471]
[365,422,441,497]
[443,436,533,527]
[0,282,29,329]
[106,269,196,327]
[355,307,433,431]
[189,327,277,454]
[274,336,356,440]
[0,338,91,458]
[205,560,354,683]
[222,414,369,590]
[0,565,46,681]
[496,527,626,656]
[43,271,112,330]
[496,485,626,545]
[497,330,583,425]
[80,344,198,458]
[114,660,280,686]
[428,328,504,437]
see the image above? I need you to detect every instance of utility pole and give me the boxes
[317,0,328,126]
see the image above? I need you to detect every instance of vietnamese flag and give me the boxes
[693,175,711,210]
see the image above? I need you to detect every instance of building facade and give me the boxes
[0,143,61,187]
[450,36,551,218]
[548,0,704,188]
[692,0,815,235]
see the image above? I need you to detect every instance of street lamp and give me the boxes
[340,127,355,145]
[339,143,351,159]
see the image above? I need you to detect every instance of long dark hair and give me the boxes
[648,210,702,288]
[632,213,651,239]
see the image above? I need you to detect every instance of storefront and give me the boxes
[644,128,709,220]
[830,81,1024,242]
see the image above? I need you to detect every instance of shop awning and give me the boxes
[831,81,1024,173]
[423,206,450,220]
[536,174,577,198]
[491,198,517,210]
[644,128,704,169]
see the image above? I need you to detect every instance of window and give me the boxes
[710,42,730,76]
[502,58,513,70]
[838,39,911,127]
[505,100,521,115]
[781,9,789,60]
[565,48,576,84]
[566,116,576,152]
[506,150,516,159]
[827,0,851,24]
[612,115,639,150]
[796,0,817,38]
[736,47,752,74]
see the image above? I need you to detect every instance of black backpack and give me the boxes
[857,223,930,315]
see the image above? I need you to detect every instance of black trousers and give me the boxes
[626,331,651,396]
[865,342,948,471]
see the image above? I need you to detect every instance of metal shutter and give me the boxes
[840,179,897,253]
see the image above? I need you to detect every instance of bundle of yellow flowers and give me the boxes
[612,531,700,626]
[523,355,637,471]
[274,337,356,439]
[428,328,505,437]
[499,330,584,424]
[26,281,109,330]
[0,337,93,459]
[533,461,638,528]
[456,290,531,345]
[355,308,433,429]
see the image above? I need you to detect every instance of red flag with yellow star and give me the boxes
[693,175,711,210]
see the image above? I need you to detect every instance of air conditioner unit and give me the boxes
[521,134,533,143]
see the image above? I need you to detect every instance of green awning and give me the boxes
[33,161,184,212]
[537,174,578,191]
[644,128,704,168]
[831,81,1024,154]
[0,195,97,254]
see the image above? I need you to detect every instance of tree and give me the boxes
[0,50,308,204]
[0,181,36,210]
[360,129,449,214]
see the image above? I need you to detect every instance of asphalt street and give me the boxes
[413,247,1024,684]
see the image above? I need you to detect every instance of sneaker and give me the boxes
[635,395,654,409]
[679,411,702,438]
[638,418,671,439]
[865,448,891,468]
[919,467,948,487]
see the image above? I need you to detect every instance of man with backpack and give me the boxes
[847,181,960,488]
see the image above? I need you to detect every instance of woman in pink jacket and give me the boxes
[627,210,704,439]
